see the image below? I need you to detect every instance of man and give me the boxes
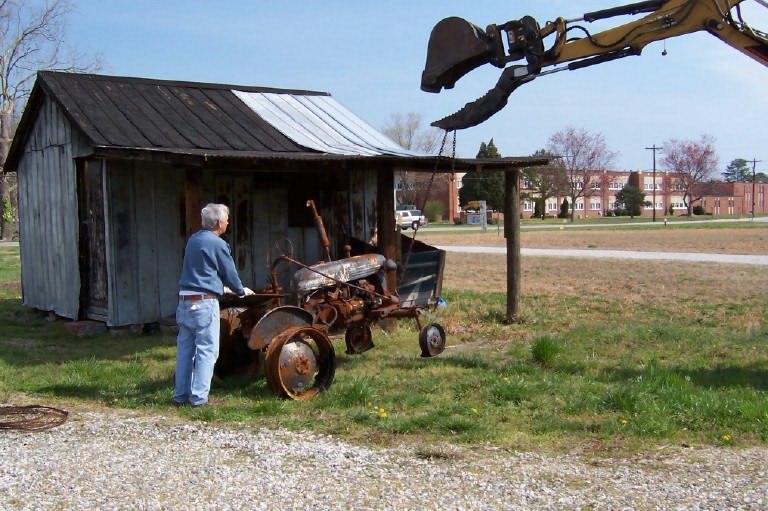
[173,203,253,407]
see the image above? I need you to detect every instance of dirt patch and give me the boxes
[420,226,768,254]
[443,252,768,307]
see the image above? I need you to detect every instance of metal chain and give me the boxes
[402,129,456,276]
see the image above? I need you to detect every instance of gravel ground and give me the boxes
[1,408,766,510]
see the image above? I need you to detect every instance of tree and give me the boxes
[660,135,718,216]
[722,158,751,182]
[381,112,442,153]
[546,127,617,222]
[382,112,443,207]
[521,148,568,218]
[615,185,648,218]
[459,139,504,210]
[0,0,100,239]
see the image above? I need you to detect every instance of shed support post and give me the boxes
[377,167,397,293]
[184,168,202,237]
[504,168,522,323]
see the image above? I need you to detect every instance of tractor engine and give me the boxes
[291,253,399,353]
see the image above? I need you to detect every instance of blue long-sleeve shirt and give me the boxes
[178,230,245,296]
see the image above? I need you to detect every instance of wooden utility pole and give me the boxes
[748,158,762,221]
[645,145,662,222]
[504,168,521,323]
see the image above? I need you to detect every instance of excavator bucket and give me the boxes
[421,17,495,93]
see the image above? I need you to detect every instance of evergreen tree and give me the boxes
[558,198,569,219]
[616,185,647,218]
[722,158,752,182]
[459,139,504,210]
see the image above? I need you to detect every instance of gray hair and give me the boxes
[201,203,229,229]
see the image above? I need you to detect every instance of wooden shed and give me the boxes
[6,71,544,326]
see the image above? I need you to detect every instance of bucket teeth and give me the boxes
[431,66,535,131]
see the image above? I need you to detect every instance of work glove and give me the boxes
[222,286,236,295]
[242,287,256,297]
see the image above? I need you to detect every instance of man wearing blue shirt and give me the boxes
[174,203,254,407]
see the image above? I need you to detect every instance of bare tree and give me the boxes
[0,0,99,239]
[382,112,444,208]
[546,126,617,222]
[381,112,442,153]
[521,148,568,218]
[660,135,718,216]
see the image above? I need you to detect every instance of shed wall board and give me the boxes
[105,159,184,326]
[17,96,82,319]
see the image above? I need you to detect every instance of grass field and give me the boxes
[0,223,766,453]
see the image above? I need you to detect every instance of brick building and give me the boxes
[519,170,767,219]
[401,167,767,222]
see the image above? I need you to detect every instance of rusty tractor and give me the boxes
[214,200,447,400]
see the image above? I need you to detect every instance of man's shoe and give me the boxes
[172,400,186,407]
[191,399,220,408]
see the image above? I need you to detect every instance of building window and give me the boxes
[575,202,584,210]
[591,182,601,190]
[590,202,601,210]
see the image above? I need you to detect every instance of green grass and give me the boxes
[419,215,768,232]
[0,244,766,452]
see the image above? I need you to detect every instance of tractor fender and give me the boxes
[247,305,314,351]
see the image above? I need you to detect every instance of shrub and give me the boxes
[424,200,444,223]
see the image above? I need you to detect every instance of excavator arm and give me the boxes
[421,0,768,130]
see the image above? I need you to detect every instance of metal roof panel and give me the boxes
[232,90,426,157]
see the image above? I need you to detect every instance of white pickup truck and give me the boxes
[396,209,427,230]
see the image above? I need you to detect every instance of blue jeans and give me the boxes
[174,299,220,406]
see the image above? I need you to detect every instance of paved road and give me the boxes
[436,246,768,266]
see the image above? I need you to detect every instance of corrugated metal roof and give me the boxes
[233,91,424,157]
[7,71,551,172]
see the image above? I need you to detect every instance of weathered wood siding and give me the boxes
[17,97,88,319]
[349,170,378,245]
[104,160,185,326]
[213,173,324,292]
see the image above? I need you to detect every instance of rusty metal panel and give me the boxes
[398,248,446,308]
[17,96,80,319]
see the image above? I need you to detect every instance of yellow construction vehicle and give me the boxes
[421,0,768,130]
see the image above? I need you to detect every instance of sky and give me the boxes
[62,0,768,173]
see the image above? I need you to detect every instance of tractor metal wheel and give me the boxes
[265,325,335,400]
[344,324,375,354]
[419,323,446,357]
